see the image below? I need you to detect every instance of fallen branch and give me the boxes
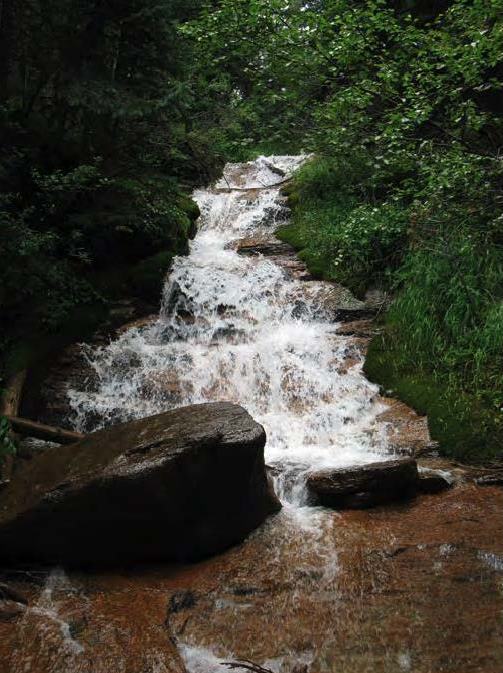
[222,660,275,673]
[215,177,292,193]
[5,416,84,445]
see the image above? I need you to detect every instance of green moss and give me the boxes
[276,224,333,280]
[365,334,503,463]
[275,223,308,252]
[177,194,201,224]
[129,251,174,302]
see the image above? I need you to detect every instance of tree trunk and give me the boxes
[0,0,18,103]
[0,370,26,483]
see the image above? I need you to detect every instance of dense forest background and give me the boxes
[1,0,502,461]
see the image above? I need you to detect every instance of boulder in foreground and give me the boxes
[0,403,281,565]
[307,458,418,509]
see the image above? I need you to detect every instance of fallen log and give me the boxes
[222,662,307,673]
[5,416,84,445]
[222,661,275,673]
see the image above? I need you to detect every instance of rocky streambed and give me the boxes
[1,156,503,672]
[1,476,502,673]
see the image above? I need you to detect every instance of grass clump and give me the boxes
[364,231,503,462]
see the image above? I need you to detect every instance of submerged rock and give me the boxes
[475,473,503,487]
[0,403,280,565]
[233,235,294,257]
[296,281,371,321]
[0,582,28,605]
[307,458,418,509]
[0,600,26,622]
[418,470,453,494]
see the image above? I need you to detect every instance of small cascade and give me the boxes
[9,570,86,673]
[67,155,389,504]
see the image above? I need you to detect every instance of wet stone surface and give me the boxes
[1,485,502,672]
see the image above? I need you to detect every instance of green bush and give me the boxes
[278,157,408,295]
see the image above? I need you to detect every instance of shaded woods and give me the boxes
[0,0,218,387]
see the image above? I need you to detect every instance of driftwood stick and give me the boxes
[5,416,84,445]
[222,660,275,673]
[215,177,292,193]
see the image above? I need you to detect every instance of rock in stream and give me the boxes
[307,457,419,508]
[0,402,280,565]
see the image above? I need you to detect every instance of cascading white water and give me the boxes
[67,155,389,504]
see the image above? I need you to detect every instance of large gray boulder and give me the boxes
[0,403,280,565]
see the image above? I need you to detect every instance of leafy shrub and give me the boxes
[278,157,408,294]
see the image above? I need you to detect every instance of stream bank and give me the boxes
[277,157,503,465]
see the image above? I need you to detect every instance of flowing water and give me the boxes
[3,157,503,673]
[66,155,389,503]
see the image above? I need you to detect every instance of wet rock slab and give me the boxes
[307,458,419,508]
[2,483,501,673]
[232,235,294,257]
[0,402,280,565]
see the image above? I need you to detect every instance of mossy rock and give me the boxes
[177,194,201,223]
[176,195,200,240]
[129,251,174,302]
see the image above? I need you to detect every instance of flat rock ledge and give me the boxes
[307,458,420,509]
[0,403,281,566]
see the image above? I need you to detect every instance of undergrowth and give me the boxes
[278,157,408,296]
[284,154,503,463]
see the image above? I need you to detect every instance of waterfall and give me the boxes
[67,155,388,504]
[6,158,500,673]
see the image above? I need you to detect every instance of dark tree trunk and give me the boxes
[0,0,18,103]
